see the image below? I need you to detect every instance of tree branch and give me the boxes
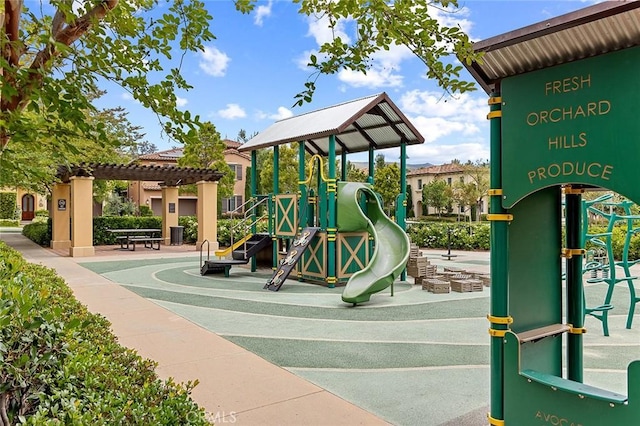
[10,0,119,112]
[3,0,23,67]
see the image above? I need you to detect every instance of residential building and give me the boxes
[129,139,250,216]
[0,187,48,221]
[406,163,488,218]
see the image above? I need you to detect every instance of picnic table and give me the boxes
[107,229,162,251]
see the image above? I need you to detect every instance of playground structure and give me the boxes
[581,194,640,337]
[226,93,420,304]
[463,2,640,425]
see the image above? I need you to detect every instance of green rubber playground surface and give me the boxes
[79,254,640,426]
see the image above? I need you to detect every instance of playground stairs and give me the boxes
[231,233,271,261]
[265,227,320,291]
[200,233,271,277]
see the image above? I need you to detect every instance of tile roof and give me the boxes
[407,163,465,176]
[137,139,246,161]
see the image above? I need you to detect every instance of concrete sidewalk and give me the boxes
[0,233,389,425]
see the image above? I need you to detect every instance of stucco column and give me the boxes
[50,183,71,250]
[69,176,95,257]
[196,180,218,251]
[161,185,179,245]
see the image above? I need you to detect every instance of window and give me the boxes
[222,195,243,214]
[229,164,243,180]
[418,179,423,189]
[447,177,452,186]
[460,176,464,183]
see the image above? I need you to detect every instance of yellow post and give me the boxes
[161,185,179,245]
[196,180,218,250]
[50,183,71,250]
[69,176,95,257]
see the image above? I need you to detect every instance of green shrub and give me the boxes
[139,205,153,216]
[217,218,269,247]
[0,192,17,219]
[35,209,49,217]
[93,216,162,245]
[406,222,491,250]
[586,224,640,261]
[0,219,19,227]
[22,219,52,246]
[179,216,198,243]
[0,242,210,425]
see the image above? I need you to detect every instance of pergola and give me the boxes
[51,163,223,257]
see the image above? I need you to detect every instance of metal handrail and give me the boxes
[228,196,270,256]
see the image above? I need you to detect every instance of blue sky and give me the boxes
[95,0,597,165]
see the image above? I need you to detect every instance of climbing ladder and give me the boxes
[265,227,320,291]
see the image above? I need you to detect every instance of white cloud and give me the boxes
[338,67,403,89]
[400,90,487,123]
[218,104,246,119]
[306,14,352,45]
[269,107,293,121]
[254,0,273,26]
[407,142,489,165]
[121,92,135,102]
[199,46,230,77]
[176,96,188,107]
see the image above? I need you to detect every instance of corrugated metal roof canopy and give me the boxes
[238,92,424,155]
[464,1,640,94]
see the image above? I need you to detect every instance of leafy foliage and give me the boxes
[259,145,299,194]
[22,220,52,246]
[178,122,235,200]
[422,179,453,216]
[373,162,400,216]
[0,242,209,425]
[233,0,481,105]
[0,193,17,220]
[407,221,490,250]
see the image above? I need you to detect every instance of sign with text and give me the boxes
[501,46,640,208]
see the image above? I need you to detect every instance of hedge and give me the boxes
[0,241,210,424]
[22,216,269,248]
[22,220,51,246]
[407,222,490,251]
[0,192,17,220]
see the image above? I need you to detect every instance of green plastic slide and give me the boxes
[337,182,410,304]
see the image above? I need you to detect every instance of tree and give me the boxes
[2,0,478,188]
[452,180,477,221]
[373,162,400,216]
[462,161,490,222]
[375,154,386,171]
[0,0,214,173]
[406,184,414,218]
[259,145,299,195]
[177,122,234,200]
[422,179,452,217]
[235,0,479,105]
[337,161,367,183]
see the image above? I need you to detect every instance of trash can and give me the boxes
[170,226,184,245]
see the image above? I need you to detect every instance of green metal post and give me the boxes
[251,151,258,272]
[566,189,584,382]
[327,135,337,288]
[488,92,508,424]
[341,151,347,181]
[299,142,307,229]
[368,146,375,184]
[399,142,407,281]
[272,146,280,270]
[298,142,307,281]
